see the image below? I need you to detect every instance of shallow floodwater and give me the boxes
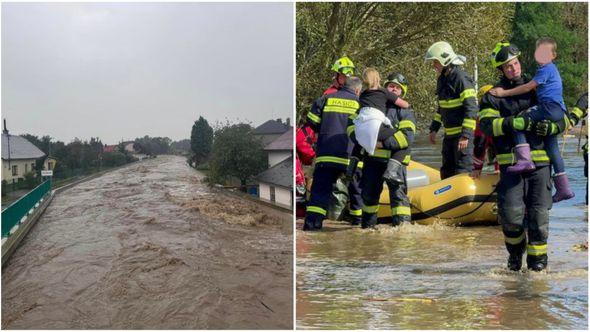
[296,136,588,329]
[2,155,292,329]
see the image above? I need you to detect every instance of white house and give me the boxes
[264,129,292,167]
[253,118,291,146]
[2,131,46,183]
[256,156,292,210]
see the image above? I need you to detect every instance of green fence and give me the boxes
[1,179,51,239]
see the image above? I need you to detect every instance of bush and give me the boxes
[102,151,128,167]
[23,172,39,189]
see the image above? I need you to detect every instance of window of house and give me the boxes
[48,162,53,170]
[25,163,28,173]
[32,163,35,171]
[12,165,18,176]
[270,186,276,202]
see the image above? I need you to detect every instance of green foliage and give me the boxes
[133,136,171,155]
[171,139,191,155]
[190,116,214,166]
[208,122,267,186]
[23,172,39,189]
[101,151,129,167]
[297,2,515,129]
[510,2,588,106]
[17,133,135,180]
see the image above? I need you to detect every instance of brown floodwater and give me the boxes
[296,136,588,329]
[2,155,293,329]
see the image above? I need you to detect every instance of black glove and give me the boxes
[377,125,395,141]
[534,119,558,136]
[568,112,580,127]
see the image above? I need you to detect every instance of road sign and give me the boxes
[41,170,53,177]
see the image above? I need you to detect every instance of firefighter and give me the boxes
[425,41,478,179]
[348,73,416,228]
[568,93,588,203]
[303,76,363,231]
[479,41,568,271]
[322,57,363,224]
[323,56,355,95]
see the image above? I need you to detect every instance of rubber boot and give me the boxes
[303,214,322,231]
[391,215,411,227]
[527,255,548,272]
[552,173,575,203]
[507,253,523,271]
[361,213,378,229]
[506,144,536,174]
[383,159,404,184]
[350,216,362,226]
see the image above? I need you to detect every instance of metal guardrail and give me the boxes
[1,179,51,238]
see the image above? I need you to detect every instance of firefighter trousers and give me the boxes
[497,165,552,266]
[360,159,410,228]
[304,165,342,230]
[441,136,474,180]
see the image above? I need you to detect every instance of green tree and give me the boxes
[190,116,214,166]
[511,2,588,106]
[297,2,515,129]
[208,122,267,187]
[133,136,171,155]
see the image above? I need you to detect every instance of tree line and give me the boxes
[13,134,191,183]
[296,2,588,129]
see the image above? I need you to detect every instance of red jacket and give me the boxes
[296,125,316,187]
[323,85,339,96]
[473,121,498,171]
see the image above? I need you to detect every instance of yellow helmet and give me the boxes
[490,41,521,68]
[425,41,461,67]
[331,56,355,76]
[478,85,494,99]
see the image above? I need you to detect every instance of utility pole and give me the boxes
[3,119,11,168]
[474,55,479,97]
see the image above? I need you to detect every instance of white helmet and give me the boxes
[425,41,465,66]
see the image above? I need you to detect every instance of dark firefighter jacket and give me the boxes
[305,86,360,170]
[429,66,478,139]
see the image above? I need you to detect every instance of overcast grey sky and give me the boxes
[2,3,293,144]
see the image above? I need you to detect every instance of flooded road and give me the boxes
[2,155,292,329]
[297,136,587,329]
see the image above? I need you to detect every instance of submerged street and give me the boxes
[296,136,588,329]
[2,155,292,329]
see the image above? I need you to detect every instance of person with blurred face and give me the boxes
[489,37,573,202]
[479,41,569,272]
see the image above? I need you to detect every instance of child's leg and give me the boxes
[513,132,527,145]
[543,136,564,174]
[543,128,575,202]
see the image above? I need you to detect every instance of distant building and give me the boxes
[256,156,292,209]
[103,145,117,153]
[253,118,291,146]
[264,129,292,167]
[122,141,136,153]
[2,130,46,183]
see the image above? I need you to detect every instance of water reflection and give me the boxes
[297,136,588,329]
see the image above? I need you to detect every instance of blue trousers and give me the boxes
[514,101,565,174]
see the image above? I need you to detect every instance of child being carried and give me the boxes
[489,37,573,202]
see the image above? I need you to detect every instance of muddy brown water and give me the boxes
[297,136,588,329]
[2,155,292,329]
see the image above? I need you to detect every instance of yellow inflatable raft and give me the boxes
[378,162,499,226]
